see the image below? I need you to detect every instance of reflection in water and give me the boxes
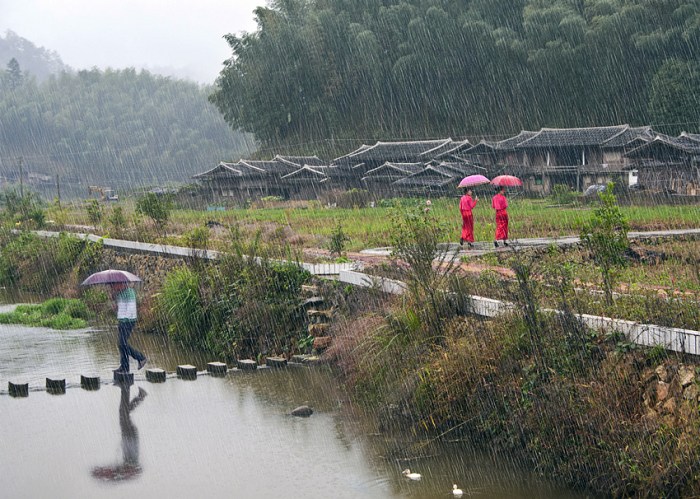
[92,384,147,482]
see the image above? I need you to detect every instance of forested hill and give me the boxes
[0,30,70,82]
[211,0,700,154]
[0,66,254,199]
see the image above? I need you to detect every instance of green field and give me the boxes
[53,197,700,252]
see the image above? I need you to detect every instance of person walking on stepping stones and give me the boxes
[110,282,147,373]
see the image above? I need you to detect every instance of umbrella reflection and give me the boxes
[91,384,147,482]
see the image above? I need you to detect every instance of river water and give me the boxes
[0,304,583,498]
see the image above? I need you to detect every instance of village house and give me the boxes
[479,125,657,195]
[191,125,700,201]
[625,132,700,195]
[192,155,325,200]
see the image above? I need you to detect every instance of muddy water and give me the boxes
[0,315,582,498]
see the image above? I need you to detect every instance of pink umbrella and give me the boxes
[491,175,523,187]
[81,269,141,286]
[457,174,490,188]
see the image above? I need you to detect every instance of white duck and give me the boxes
[401,469,422,480]
[452,484,464,497]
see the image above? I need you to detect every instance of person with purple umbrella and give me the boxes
[459,188,478,248]
[110,281,147,373]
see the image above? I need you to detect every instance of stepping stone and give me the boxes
[290,354,320,365]
[302,297,324,307]
[46,377,66,394]
[237,359,257,370]
[176,364,197,379]
[113,370,134,385]
[80,375,101,390]
[266,356,287,368]
[145,368,167,383]
[8,381,29,398]
[291,405,313,417]
[207,362,228,375]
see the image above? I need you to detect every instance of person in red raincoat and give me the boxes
[491,186,509,247]
[459,188,478,248]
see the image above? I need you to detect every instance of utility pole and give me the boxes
[18,156,23,198]
[56,174,61,208]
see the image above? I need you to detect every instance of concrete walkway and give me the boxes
[360,228,700,259]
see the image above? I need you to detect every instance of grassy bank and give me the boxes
[327,263,700,496]
[0,298,90,329]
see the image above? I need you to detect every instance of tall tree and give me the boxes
[6,57,23,90]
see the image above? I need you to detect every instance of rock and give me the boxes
[313,336,332,350]
[662,397,677,413]
[301,285,319,295]
[640,409,659,429]
[302,296,324,308]
[291,405,313,417]
[307,309,334,320]
[656,381,670,402]
[678,365,695,387]
[683,384,699,401]
[308,323,330,336]
[266,356,288,368]
[655,365,671,383]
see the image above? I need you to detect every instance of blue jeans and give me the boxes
[118,320,145,372]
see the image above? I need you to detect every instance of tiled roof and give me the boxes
[517,125,629,148]
[333,139,453,165]
[393,162,482,188]
[602,126,655,148]
[191,162,242,179]
[241,160,299,176]
[281,166,329,182]
[362,162,424,178]
[274,155,327,167]
[681,132,700,143]
[433,139,472,158]
[465,140,497,154]
[625,134,700,158]
[493,131,538,150]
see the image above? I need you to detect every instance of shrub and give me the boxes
[328,221,350,257]
[580,182,629,305]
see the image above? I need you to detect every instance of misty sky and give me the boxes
[0,0,266,83]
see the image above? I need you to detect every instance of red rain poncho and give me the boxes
[491,192,509,241]
[459,194,477,242]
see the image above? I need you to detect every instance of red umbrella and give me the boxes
[81,269,141,286]
[491,175,523,187]
[457,174,490,188]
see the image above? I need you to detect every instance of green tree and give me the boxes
[5,57,23,90]
[86,199,103,226]
[579,182,629,306]
[648,59,700,135]
[136,192,171,232]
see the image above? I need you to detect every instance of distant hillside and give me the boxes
[0,66,255,199]
[0,30,71,81]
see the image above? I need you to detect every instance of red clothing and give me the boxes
[492,193,509,240]
[459,194,477,242]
